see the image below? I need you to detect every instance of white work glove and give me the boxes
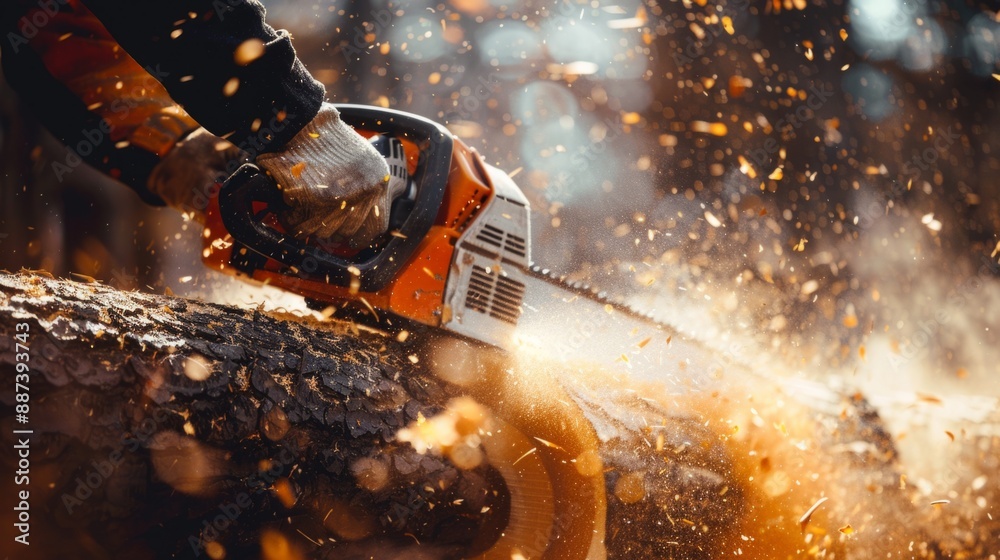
[146,127,246,219]
[255,103,392,250]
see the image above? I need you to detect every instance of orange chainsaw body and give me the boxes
[201,122,496,327]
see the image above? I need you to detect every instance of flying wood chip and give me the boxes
[799,496,829,532]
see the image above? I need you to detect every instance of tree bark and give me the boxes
[0,271,508,559]
[1,271,995,559]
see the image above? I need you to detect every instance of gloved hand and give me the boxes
[255,103,392,250]
[146,127,247,219]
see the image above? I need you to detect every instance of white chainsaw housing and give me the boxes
[441,162,532,348]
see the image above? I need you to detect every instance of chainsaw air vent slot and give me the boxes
[476,224,527,260]
[476,224,504,249]
[505,233,527,258]
[465,268,525,324]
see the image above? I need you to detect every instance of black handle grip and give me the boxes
[218,105,453,292]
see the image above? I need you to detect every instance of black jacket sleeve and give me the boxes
[77,0,325,155]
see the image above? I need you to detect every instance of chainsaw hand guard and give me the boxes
[217,105,453,293]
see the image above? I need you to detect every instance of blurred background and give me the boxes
[1,0,999,462]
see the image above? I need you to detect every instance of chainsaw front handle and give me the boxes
[218,105,453,292]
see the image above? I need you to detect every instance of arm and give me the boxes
[77,0,325,154]
[3,0,390,247]
[81,0,392,247]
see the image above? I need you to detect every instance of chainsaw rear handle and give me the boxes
[218,105,453,292]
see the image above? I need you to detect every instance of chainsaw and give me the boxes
[201,105,721,380]
[197,105,1000,560]
[196,105,784,559]
[197,104,757,559]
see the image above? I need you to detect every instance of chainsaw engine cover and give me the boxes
[202,105,522,333]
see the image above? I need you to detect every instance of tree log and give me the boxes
[1,271,995,559]
[0,272,509,559]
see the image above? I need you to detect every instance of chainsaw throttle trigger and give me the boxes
[369,134,417,231]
